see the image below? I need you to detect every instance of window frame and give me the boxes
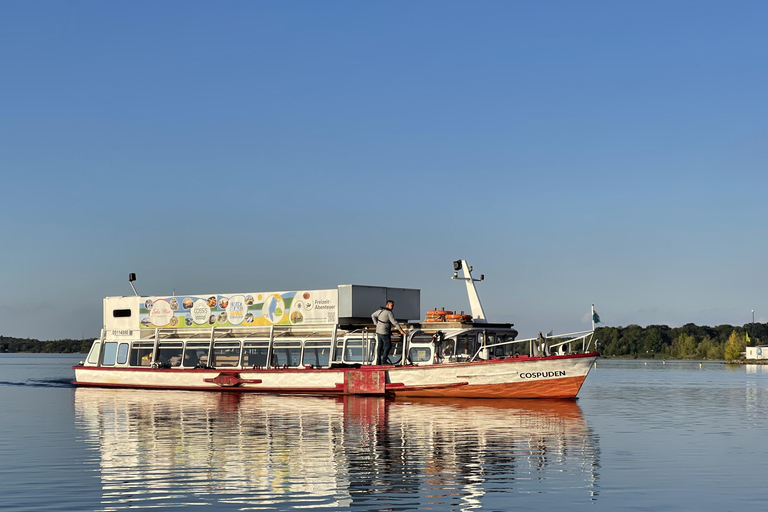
[102,342,118,366]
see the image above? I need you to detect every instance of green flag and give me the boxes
[592,311,601,324]
[746,332,751,344]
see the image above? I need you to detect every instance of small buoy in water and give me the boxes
[663,360,666,365]
[645,362,647,365]
[700,362,702,368]
[594,361,597,368]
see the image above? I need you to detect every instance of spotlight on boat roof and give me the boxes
[453,260,462,271]
[128,273,138,297]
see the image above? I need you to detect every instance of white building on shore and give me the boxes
[745,345,768,360]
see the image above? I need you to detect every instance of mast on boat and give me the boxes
[451,260,487,323]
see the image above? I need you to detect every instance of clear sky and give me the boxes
[1,1,766,341]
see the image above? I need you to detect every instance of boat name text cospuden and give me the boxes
[519,371,566,379]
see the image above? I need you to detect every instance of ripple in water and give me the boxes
[74,390,600,511]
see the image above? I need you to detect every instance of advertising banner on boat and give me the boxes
[138,289,339,329]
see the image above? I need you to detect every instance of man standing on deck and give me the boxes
[372,300,406,365]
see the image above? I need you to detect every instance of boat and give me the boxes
[72,260,598,398]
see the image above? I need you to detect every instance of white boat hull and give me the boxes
[73,353,597,399]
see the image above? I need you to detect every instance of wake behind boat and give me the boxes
[73,260,598,398]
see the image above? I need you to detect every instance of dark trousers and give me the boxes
[376,333,391,365]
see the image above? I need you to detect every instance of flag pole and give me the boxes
[591,304,595,331]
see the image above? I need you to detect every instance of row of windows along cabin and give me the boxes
[85,327,520,369]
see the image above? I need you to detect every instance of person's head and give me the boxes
[385,300,395,310]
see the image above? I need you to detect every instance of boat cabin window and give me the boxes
[340,338,364,363]
[157,342,184,367]
[116,343,129,364]
[130,342,155,366]
[410,334,433,344]
[183,342,210,367]
[492,334,513,357]
[273,341,301,367]
[102,342,118,366]
[87,341,101,365]
[409,346,432,363]
[112,309,132,318]
[303,339,332,367]
[442,338,456,358]
[389,337,404,365]
[213,341,241,368]
[243,341,270,367]
[455,334,476,359]
[339,335,405,365]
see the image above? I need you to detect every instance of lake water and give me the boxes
[2,354,768,511]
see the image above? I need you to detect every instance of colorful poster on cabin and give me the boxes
[138,289,338,329]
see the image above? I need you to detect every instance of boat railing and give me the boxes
[339,328,412,366]
[469,330,595,361]
[149,323,338,340]
[335,327,374,365]
[545,330,595,354]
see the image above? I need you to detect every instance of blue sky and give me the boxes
[1,1,766,340]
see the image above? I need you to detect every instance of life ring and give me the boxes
[426,309,452,322]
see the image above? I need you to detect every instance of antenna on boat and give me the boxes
[128,273,139,296]
[451,260,487,323]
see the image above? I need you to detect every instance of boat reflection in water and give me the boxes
[74,389,600,510]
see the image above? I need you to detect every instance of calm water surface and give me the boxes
[1,354,768,511]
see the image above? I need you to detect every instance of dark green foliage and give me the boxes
[3,323,767,358]
[595,323,763,359]
[0,336,93,353]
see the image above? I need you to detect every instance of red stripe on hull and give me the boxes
[391,375,588,399]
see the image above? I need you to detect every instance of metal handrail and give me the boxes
[469,331,595,361]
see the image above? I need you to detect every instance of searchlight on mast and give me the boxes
[451,260,487,323]
[128,273,138,296]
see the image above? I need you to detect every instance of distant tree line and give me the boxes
[2,323,765,361]
[0,336,94,353]
[595,323,767,360]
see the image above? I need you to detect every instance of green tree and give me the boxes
[696,335,713,359]
[672,333,697,358]
[641,327,664,356]
[724,330,746,361]
[596,327,620,356]
[707,342,725,360]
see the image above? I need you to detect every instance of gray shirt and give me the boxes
[372,308,401,335]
